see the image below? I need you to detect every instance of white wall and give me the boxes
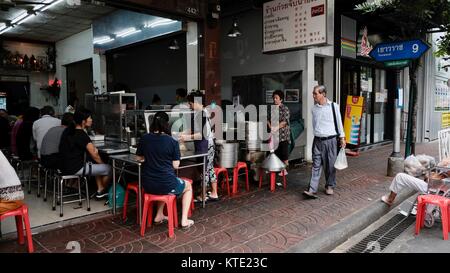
[56,28,105,113]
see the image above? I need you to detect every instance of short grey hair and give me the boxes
[314,85,327,95]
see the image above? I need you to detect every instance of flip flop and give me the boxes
[154,217,168,225]
[380,195,393,206]
[194,196,209,203]
[181,220,194,230]
[208,196,219,202]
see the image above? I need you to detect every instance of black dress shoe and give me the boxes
[303,190,318,199]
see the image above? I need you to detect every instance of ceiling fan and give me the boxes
[0,0,50,11]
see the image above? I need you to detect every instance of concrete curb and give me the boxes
[286,189,416,253]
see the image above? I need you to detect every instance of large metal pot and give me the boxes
[215,141,239,168]
[246,121,261,151]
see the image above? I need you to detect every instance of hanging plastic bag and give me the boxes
[334,148,348,170]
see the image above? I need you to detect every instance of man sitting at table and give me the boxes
[59,107,111,200]
[136,111,194,229]
[40,112,74,170]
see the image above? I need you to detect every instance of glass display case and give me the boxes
[85,93,136,142]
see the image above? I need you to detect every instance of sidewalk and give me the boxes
[0,141,439,253]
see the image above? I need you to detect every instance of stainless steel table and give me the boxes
[110,150,208,225]
[94,141,129,155]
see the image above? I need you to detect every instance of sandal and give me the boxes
[381,195,393,206]
[194,196,209,203]
[154,216,168,225]
[181,220,194,230]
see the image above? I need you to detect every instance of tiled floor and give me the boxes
[0,142,439,253]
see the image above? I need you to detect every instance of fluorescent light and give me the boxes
[17,14,36,25]
[144,19,177,28]
[115,27,141,38]
[41,0,64,11]
[11,12,28,24]
[96,38,114,45]
[0,27,12,35]
[187,41,198,46]
[93,36,114,44]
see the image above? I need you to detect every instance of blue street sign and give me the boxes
[370,40,430,62]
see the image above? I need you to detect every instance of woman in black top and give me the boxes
[136,111,194,229]
[59,107,111,200]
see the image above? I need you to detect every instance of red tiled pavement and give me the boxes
[0,142,439,253]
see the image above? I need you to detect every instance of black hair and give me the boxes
[272,90,284,101]
[23,107,40,122]
[40,105,55,116]
[150,111,170,135]
[152,94,161,104]
[176,88,187,98]
[61,112,74,127]
[187,90,205,106]
[68,107,92,135]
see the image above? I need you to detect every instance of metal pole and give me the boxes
[405,83,415,157]
[391,70,401,158]
[112,159,116,215]
[387,70,404,177]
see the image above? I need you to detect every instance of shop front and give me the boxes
[340,59,396,147]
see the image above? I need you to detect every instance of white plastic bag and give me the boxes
[334,148,348,170]
[404,155,426,177]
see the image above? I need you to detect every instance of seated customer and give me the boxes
[0,150,24,214]
[40,112,74,169]
[136,111,194,229]
[16,107,40,160]
[59,107,111,200]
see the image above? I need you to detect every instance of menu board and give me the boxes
[263,0,327,53]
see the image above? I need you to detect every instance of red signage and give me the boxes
[311,5,325,17]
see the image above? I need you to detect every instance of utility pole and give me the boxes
[387,70,404,176]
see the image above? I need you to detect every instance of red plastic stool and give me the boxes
[232,162,249,195]
[214,167,230,196]
[123,182,141,223]
[0,204,34,253]
[258,168,286,192]
[179,177,195,216]
[415,194,450,240]
[140,193,178,238]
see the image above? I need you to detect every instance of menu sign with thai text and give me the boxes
[263,0,327,53]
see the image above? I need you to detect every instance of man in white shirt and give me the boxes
[32,106,61,158]
[303,85,346,199]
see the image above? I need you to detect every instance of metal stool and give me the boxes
[52,170,90,217]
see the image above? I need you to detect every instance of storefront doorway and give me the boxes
[341,60,395,146]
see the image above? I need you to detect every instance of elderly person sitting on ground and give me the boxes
[381,156,450,206]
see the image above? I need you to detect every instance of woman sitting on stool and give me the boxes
[136,111,194,229]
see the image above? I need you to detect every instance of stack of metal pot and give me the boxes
[215,140,239,168]
[245,121,261,151]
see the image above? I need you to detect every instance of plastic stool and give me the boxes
[232,162,249,195]
[415,194,450,240]
[123,182,141,223]
[259,168,286,192]
[214,167,230,196]
[0,204,34,253]
[140,193,178,238]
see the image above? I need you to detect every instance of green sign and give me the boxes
[384,60,410,68]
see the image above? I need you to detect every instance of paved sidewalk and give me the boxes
[0,141,439,253]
